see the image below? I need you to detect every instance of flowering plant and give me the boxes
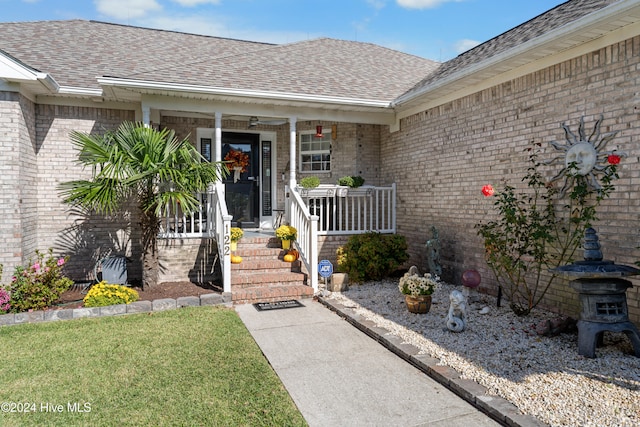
[83,281,139,307]
[0,264,10,313]
[8,249,73,312]
[224,149,249,173]
[230,227,244,242]
[476,142,620,315]
[398,271,440,297]
[275,225,297,241]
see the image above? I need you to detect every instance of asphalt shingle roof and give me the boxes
[402,0,619,98]
[0,20,439,102]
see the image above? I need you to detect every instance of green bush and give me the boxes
[299,176,320,189]
[83,281,139,307]
[337,232,409,282]
[337,175,365,188]
[8,249,73,312]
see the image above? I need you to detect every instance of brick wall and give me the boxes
[158,238,219,283]
[34,105,138,281]
[0,91,37,274]
[382,36,640,322]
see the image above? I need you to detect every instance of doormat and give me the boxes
[253,300,305,312]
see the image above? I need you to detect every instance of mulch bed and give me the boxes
[56,281,223,309]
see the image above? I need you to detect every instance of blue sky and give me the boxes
[1,0,565,61]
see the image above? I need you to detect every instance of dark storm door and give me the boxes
[221,132,260,228]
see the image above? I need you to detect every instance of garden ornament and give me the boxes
[447,290,467,332]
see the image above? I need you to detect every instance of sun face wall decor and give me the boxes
[545,115,625,197]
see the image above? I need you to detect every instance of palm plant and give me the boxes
[59,121,227,289]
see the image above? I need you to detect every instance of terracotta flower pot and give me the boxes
[404,294,432,314]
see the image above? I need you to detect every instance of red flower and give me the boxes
[481,184,495,197]
[607,154,621,165]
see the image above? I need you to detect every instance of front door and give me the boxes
[221,132,260,228]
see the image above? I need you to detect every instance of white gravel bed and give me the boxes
[324,279,640,427]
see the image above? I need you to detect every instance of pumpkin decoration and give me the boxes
[230,254,243,264]
[283,252,296,263]
[287,249,300,260]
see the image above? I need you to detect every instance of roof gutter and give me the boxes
[97,77,392,109]
[392,0,640,107]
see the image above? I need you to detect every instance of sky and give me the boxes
[1,0,567,61]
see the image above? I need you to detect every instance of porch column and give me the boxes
[214,112,222,163]
[289,116,297,189]
[142,105,151,128]
[215,112,223,196]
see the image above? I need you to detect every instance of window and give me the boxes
[299,131,331,172]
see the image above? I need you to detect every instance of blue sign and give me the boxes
[318,260,333,278]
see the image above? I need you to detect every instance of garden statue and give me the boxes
[425,226,442,276]
[447,290,467,332]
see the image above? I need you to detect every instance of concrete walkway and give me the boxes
[236,299,502,427]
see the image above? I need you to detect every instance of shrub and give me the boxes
[476,142,620,316]
[299,176,320,189]
[337,176,365,188]
[337,232,409,282]
[8,249,73,312]
[83,281,139,307]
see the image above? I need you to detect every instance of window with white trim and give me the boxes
[299,131,331,172]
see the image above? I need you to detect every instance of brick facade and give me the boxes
[382,36,640,322]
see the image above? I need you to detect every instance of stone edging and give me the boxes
[317,297,548,427]
[0,293,233,327]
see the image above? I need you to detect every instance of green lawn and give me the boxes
[0,306,307,426]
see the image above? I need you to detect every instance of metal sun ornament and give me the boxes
[545,115,625,197]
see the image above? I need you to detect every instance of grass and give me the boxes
[0,307,307,426]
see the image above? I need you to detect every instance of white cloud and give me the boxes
[171,0,220,6]
[454,38,480,53]
[94,0,162,19]
[396,0,454,10]
[366,0,386,10]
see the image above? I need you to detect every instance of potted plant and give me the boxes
[299,176,320,189]
[230,227,243,251]
[275,225,297,250]
[398,267,440,313]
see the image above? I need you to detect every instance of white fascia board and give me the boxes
[97,77,392,109]
[0,51,59,93]
[393,0,640,107]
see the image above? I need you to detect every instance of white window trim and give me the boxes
[298,130,331,173]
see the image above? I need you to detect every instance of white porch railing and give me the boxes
[300,184,396,235]
[212,182,233,293]
[157,183,396,295]
[158,182,232,293]
[289,189,319,292]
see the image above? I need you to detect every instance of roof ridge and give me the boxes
[86,20,275,46]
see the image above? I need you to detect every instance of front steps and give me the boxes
[231,235,313,304]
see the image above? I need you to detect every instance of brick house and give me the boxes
[1,0,640,319]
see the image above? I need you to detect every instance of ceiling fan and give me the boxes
[248,116,287,128]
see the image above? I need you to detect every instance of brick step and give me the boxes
[231,259,298,271]
[232,284,314,304]
[231,270,307,287]
[232,247,287,258]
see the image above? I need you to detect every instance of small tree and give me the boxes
[60,121,227,289]
[476,142,620,315]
